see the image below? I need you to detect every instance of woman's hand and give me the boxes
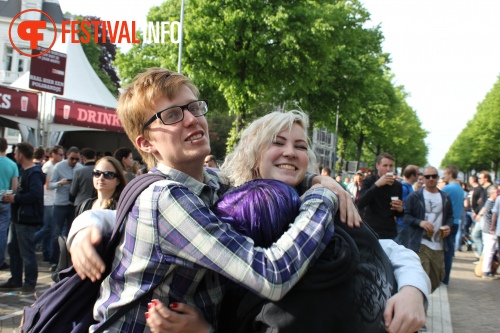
[313,175,362,228]
[383,286,426,333]
[146,300,212,333]
[69,226,106,281]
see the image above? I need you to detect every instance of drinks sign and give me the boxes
[54,98,124,132]
[0,85,39,119]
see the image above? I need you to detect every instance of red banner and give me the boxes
[0,85,39,119]
[54,98,123,132]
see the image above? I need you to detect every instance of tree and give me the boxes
[75,15,121,96]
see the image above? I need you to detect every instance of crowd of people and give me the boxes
[325,158,500,286]
[0,67,494,333]
[0,141,145,294]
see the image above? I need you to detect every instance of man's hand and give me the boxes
[375,174,394,187]
[146,300,211,333]
[70,226,105,281]
[384,286,426,333]
[419,221,434,234]
[313,176,362,228]
[390,199,403,213]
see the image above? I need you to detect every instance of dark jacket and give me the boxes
[403,188,454,252]
[357,175,403,239]
[70,162,96,206]
[12,165,45,225]
[219,215,397,333]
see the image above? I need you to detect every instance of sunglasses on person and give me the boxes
[142,100,209,131]
[69,157,79,161]
[423,174,439,179]
[92,170,117,179]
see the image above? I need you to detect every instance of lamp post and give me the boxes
[332,103,339,177]
[177,0,185,73]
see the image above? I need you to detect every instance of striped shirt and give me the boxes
[91,164,338,332]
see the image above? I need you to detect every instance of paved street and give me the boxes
[0,250,498,332]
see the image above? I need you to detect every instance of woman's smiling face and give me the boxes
[257,123,309,187]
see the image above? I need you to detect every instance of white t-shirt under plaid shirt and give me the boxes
[90,164,338,332]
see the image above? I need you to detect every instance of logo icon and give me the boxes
[9,9,57,58]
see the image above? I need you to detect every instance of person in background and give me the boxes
[203,154,219,170]
[472,171,494,261]
[0,138,19,270]
[358,152,403,239]
[70,148,97,208]
[441,165,464,286]
[396,165,419,247]
[321,166,331,177]
[33,146,45,166]
[34,145,63,263]
[48,146,82,272]
[0,142,45,295]
[113,147,136,182]
[404,166,453,293]
[52,156,127,282]
[413,173,424,191]
[479,185,498,280]
[347,170,364,206]
[437,177,447,190]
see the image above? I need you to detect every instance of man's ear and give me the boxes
[136,135,157,154]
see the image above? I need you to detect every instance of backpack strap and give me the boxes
[95,173,166,333]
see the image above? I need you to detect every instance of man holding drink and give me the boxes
[403,166,453,292]
[358,152,403,239]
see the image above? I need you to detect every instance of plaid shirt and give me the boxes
[91,164,337,332]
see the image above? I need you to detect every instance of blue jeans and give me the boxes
[0,203,11,266]
[443,223,459,285]
[472,219,483,257]
[8,223,38,286]
[396,224,410,248]
[50,205,75,265]
[455,218,463,251]
[34,205,54,260]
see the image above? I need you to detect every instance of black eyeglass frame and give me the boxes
[423,174,439,179]
[92,170,117,180]
[142,100,209,131]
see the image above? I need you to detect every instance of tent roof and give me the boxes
[11,36,118,109]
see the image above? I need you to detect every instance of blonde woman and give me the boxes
[147,111,429,333]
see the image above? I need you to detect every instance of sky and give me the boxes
[58,0,500,167]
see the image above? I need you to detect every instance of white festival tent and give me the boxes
[10,35,121,147]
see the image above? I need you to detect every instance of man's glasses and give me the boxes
[70,157,79,161]
[423,174,439,179]
[142,100,208,131]
[92,170,117,179]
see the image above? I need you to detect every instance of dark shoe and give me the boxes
[50,264,57,272]
[482,272,498,280]
[19,284,36,295]
[0,262,10,270]
[0,281,22,291]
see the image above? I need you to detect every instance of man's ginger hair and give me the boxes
[117,68,199,169]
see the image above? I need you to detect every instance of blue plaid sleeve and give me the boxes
[158,185,337,301]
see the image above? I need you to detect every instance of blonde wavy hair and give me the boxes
[222,110,318,186]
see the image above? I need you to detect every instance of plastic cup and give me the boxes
[439,226,446,238]
[391,196,398,201]
[427,228,434,238]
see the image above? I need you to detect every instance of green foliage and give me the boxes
[75,15,120,96]
[114,0,428,167]
[442,74,500,176]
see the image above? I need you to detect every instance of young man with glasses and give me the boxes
[48,146,82,271]
[66,68,359,332]
[403,166,453,292]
